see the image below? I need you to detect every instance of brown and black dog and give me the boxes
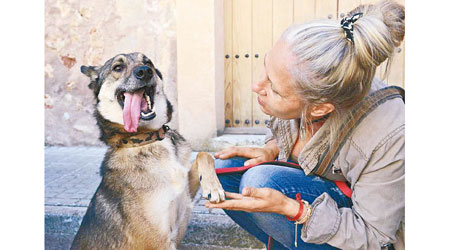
[71,52,225,250]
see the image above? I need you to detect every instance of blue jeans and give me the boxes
[215,157,353,250]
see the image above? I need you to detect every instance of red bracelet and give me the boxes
[285,193,303,221]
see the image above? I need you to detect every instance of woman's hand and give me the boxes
[214,140,279,166]
[205,187,300,218]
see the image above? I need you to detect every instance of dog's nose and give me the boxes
[133,66,152,80]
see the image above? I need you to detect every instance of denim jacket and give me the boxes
[265,78,405,250]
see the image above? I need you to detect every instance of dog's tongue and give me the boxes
[123,89,145,132]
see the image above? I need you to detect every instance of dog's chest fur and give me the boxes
[103,134,192,237]
[142,140,191,236]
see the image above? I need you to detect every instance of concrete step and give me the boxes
[206,134,266,152]
[45,146,265,250]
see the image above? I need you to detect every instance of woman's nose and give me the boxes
[252,76,267,96]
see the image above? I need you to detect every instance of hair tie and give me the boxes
[340,12,363,43]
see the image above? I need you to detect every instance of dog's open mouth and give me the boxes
[117,86,156,133]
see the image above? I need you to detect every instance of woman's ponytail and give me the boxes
[350,0,405,67]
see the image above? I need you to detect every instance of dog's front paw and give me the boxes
[195,152,226,203]
[200,175,225,204]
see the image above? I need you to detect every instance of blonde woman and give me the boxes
[206,1,405,249]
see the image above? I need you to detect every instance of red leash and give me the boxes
[334,179,353,198]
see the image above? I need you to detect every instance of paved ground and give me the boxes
[45,146,265,250]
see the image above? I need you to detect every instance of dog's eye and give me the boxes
[113,65,124,72]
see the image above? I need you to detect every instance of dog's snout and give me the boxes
[133,66,152,80]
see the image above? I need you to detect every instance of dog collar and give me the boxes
[117,125,170,148]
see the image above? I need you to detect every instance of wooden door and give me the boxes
[224,0,405,129]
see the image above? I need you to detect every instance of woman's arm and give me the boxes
[214,139,280,166]
[301,129,405,249]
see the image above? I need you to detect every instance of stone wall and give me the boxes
[45,0,177,146]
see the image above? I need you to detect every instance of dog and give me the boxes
[71,52,225,250]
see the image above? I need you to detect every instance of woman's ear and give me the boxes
[310,103,335,117]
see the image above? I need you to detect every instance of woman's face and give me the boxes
[252,39,304,120]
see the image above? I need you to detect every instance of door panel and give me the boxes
[252,0,273,127]
[232,0,253,127]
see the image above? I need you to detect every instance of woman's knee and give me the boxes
[239,165,282,192]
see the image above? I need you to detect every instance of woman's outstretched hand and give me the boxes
[214,139,279,166]
[205,187,300,217]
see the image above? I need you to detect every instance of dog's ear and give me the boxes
[155,68,163,81]
[81,65,100,80]
[81,65,101,90]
